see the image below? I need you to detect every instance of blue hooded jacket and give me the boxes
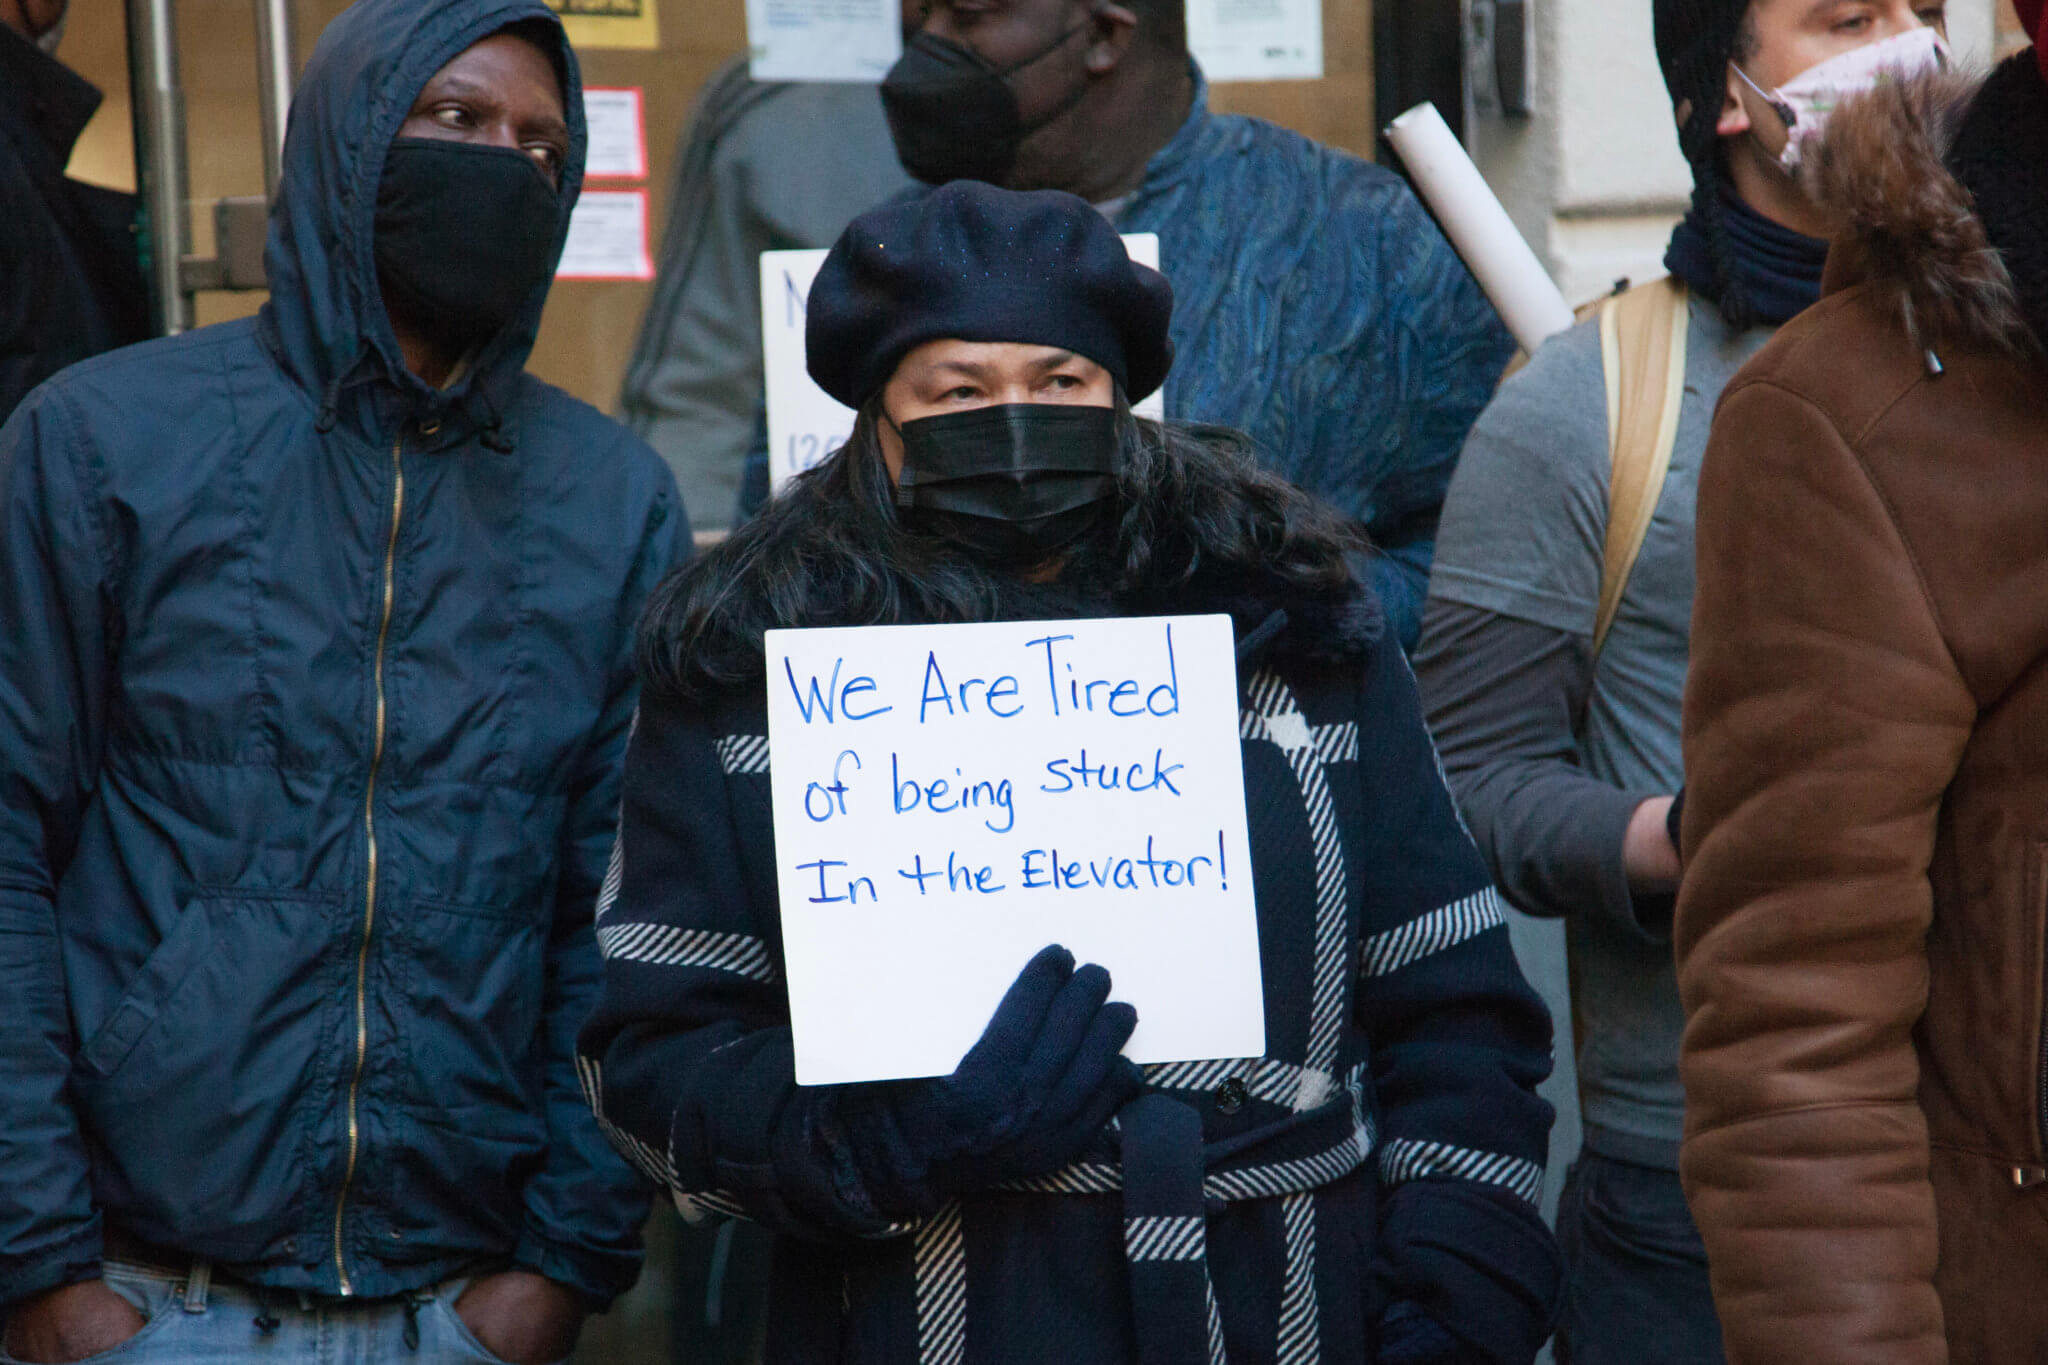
[0,0,681,1309]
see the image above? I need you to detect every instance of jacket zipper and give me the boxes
[333,433,406,1294]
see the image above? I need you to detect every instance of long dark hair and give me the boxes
[639,395,1369,703]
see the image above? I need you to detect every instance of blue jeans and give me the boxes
[1553,1152,1725,1365]
[0,1259,547,1365]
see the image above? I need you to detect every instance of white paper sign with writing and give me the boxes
[557,190,653,280]
[760,234,1165,494]
[1188,0,1324,81]
[765,614,1264,1086]
[581,87,647,179]
[745,0,902,82]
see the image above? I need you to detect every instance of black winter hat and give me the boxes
[805,181,1175,409]
[1654,0,1751,166]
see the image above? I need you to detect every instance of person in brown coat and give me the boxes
[1676,20,2048,1365]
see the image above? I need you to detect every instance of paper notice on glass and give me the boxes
[761,234,1165,493]
[746,0,902,82]
[582,88,646,180]
[1188,0,1323,81]
[556,190,653,281]
[765,614,1265,1085]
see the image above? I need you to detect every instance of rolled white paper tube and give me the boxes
[1384,101,1576,355]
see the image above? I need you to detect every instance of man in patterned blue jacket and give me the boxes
[868,0,1514,648]
[0,0,680,1360]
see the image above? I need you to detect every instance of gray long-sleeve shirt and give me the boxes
[1416,293,1772,1168]
[618,62,912,532]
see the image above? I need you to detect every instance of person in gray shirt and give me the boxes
[1416,0,1950,1358]
[619,60,911,535]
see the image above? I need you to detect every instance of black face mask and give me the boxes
[895,403,1122,570]
[374,138,560,351]
[880,25,1092,185]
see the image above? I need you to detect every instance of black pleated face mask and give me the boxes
[374,137,560,351]
[895,403,1122,570]
[880,26,1091,185]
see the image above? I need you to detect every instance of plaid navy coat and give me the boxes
[579,585,1560,1363]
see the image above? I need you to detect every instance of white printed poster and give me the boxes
[760,235,1164,493]
[581,87,647,180]
[765,615,1265,1085]
[557,190,653,280]
[745,0,902,83]
[1188,0,1324,82]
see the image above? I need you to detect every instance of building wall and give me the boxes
[56,0,1375,414]
[1467,0,1999,307]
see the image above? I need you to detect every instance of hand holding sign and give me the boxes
[831,945,1142,1212]
[766,613,1264,1085]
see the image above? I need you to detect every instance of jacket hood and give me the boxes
[1800,56,2040,357]
[259,0,587,440]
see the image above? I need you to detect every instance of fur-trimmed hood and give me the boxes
[1801,51,2048,357]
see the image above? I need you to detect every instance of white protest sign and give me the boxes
[765,614,1265,1086]
[1188,0,1324,81]
[745,0,902,82]
[761,234,1165,494]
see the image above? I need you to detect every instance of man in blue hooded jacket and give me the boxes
[0,1,682,1361]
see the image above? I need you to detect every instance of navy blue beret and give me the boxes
[805,181,1175,408]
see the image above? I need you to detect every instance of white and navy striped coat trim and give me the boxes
[1275,1191,1318,1363]
[1379,1136,1544,1206]
[594,710,640,926]
[594,922,781,984]
[715,733,770,775]
[919,1073,1375,1364]
[1143,1056,1335,1111]
[1360,887,1507,979]
[594,818,626,925]
[914,1204,967,1365]
[1237,709,1360,767]
[1241,669,1354,1084]
[1125,1214,1207,1262]
[672,1188,750,1225]
[1001,1076,1376,1203]
[576,1055,677,1189]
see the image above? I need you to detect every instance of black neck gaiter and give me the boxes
[1665,181,1829,326]
[374,137,560,351]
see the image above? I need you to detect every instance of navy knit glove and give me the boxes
[832,944,1141,1215]
[1376,1300,1488,1365]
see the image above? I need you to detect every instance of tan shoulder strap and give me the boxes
[1594,277,1690,657]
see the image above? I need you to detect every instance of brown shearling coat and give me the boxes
[1678,62,2048,1365]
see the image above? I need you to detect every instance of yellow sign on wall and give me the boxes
[546,0,660,51]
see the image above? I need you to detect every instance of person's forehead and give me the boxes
[921,0,1081,22]
[420,30,562,101]
[903,340,1091,367]
[1752,0,1903,31]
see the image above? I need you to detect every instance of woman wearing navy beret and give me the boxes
[579,181,1561,1365]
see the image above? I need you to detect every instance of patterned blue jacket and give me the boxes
[578,582,1560,1364]
[1121,73,1516,648]
[730,71,1514,646]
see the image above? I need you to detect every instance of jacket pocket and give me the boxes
[78,903,217,1079]
[380,898,552,1252]
[72,890,344,1256]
